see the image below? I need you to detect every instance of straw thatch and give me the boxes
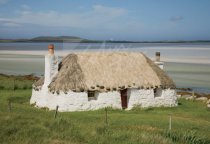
[33,76,44,90]
[35,52,176,93]
[38,52,175,92]
[34,76,44,87]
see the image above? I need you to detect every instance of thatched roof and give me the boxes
[33,76,44,90]
[35,52,175,93]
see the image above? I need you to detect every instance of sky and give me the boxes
[0,0,210,41]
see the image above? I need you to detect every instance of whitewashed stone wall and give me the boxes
[89,91,122,110]
[127,89,154,109]
[127,88,177,110]
[154,89,177,107]
[154,61,164,69]
[46,91,87,111]
[30,88,177,112]
[30,89,122,111]
[43,54,58,87]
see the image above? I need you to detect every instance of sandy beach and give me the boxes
[0,48,210,64]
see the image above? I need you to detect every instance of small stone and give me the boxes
[177,95,181,98]
[186,96,194,100]
[181,95,193,100]
[206,99,210,104]
[196,97,208,101]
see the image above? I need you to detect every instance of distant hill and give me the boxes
[0,36,92,43]
[30,36,88,42]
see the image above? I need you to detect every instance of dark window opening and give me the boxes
[154,88,157,94]
[154,88,162,97]
[88,91,96,101]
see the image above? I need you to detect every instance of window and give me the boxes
[154,88,162,97]
[88,91,96,101]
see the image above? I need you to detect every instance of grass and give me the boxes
[0,74,34,90]
[0,75,210,144]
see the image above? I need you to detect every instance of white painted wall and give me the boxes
[47,91,88,111]
[154,89,177,106]
[30,53,59,108]
[155,61,164,69]
[43,54,58,87]
[30,89,122,111]
[30,88,177,112]
[127,88,177,110]
[89,91,122,110]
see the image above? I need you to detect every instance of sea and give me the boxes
[0,42,210,93]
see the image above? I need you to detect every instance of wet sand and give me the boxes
[0,49,210,64]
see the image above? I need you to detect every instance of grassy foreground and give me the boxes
[0,76,210,144]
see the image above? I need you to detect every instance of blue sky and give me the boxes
[0,0,210,41]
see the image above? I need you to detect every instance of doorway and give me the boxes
[120,89,128,109]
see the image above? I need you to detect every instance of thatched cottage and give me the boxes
[30,44,177,111]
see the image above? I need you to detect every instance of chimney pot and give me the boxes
[156,52,160,61]
[48,44,54,55]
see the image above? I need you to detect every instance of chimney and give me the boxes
[48,44,54,55]
[43,44,58,88]
[155,52,160,62]
[154,52,164,69]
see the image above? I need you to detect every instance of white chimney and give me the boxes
[154,52,164,69]
[155,52,160,61]
[43,44,58,87]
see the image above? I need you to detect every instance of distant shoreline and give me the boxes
[0,36,210,43]
[1,40,210,43]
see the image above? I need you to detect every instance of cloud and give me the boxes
[0,5,127,28]
[21,4,31,10]
[3,22,21,27]
[170,16,184,22]
[0,0,8,4]
[0,4,144,39]
[93,5,127,16]
[0,18,21,27]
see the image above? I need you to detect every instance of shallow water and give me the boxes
[0,42,210,93]
[164,62,210,92]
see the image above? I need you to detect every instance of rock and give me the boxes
[181,95,192,99]
[196,97,208,101]
[177,95,181,98]
[181,95,196,100]
[186,96,195,100]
